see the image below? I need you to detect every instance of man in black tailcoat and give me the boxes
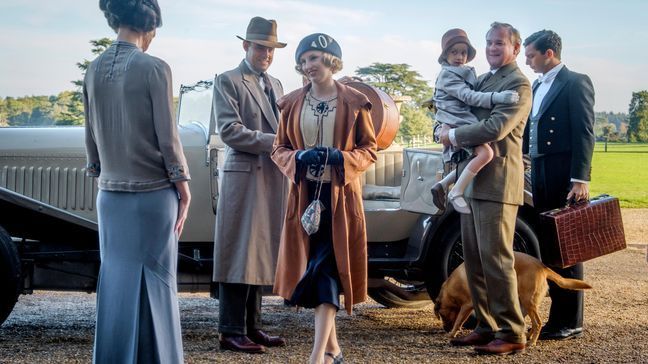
[523,29,595,340]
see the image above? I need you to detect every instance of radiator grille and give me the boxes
[1,163,96,212]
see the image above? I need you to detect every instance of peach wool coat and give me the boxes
[271,81,377,314]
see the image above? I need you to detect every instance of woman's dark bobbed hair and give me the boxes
[99,0,162,33]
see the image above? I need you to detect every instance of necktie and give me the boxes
[261,72,273,99]
[260,72,277,117]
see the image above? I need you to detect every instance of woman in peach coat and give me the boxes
[271,33,376,364]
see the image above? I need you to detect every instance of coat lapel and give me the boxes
[333,82,358,150]
[288,87,308,151]
[477,63,517,91]
[477,70,496,91]
[268,78,280,120]
[239,61,278,132]
[535,66,569,120]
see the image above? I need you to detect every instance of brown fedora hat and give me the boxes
[236,16,287,48]
[438,28,476,64]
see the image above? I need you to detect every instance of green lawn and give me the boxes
[590,142,648,208]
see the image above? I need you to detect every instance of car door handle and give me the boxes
[416,160,424,181]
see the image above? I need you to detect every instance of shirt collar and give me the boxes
[244,60,262,77]
[538,63,564,84]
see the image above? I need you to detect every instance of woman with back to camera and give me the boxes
[271,33,377,364]
[83,1,190,362]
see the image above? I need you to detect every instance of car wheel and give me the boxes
[425,216,540,302]
[367,278,431,309]
[0,226,21,326]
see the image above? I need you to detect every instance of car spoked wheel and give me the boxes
[426,216,539,302]
[368,277,431,309]
[446,236,464,277]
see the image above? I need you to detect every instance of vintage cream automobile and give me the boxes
[0,80,540,325]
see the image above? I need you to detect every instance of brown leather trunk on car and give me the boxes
[346,82,399,151]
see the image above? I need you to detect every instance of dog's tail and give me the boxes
[544,268,592,290]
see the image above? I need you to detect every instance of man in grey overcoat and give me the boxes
[439,22,531,355]
[212,16,287,354]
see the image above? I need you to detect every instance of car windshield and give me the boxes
[177,80,213,131]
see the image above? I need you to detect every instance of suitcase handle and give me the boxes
[565,196,588,208]
[565,193,610,208]
[546,194,614,216]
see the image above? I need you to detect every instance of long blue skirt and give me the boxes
[288,181,342,310]
[93,187,183,364]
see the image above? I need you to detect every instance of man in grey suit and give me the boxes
[439,22,531,355]
[212,16,287,354]
[523,29,595,340]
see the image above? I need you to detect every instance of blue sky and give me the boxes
[1,0,646,113]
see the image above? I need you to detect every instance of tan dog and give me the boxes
[433,252,592,346]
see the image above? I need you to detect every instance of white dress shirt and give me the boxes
[531,63,564,117]
[532,63,587,184]
[244,59,268,90]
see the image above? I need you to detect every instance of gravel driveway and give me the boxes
[1,217,647,363]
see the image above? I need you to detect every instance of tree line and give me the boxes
[0,92,83,127]
[2,39,647,143]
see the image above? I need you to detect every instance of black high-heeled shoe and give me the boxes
[325,351,344,364]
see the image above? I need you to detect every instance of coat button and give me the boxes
[550,116,555,121]
[547,141,552,145]
[549,129,554,133]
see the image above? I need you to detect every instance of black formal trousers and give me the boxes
[218,282,262,336]
[531,153,584,329]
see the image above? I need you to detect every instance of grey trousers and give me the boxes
[460,198,526,344]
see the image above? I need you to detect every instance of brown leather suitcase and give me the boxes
[539,194,626,268]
